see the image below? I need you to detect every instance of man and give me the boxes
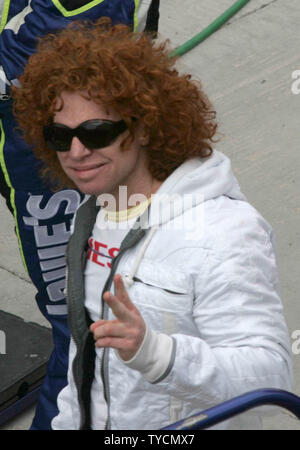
[12,18,292,430]
[0,0,159,430]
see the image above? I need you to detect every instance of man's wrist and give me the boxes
[116,325,174,383]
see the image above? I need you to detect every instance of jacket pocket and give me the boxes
[122,261,198,337]
[132,276,188,296]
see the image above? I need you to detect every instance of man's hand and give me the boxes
[90,274,146,361]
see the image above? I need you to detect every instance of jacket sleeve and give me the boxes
[0,0,157,97]
[128,206,293,412]
[136,0,160,33]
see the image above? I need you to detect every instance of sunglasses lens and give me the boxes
[77,122,116,150]
[43,124,72,152]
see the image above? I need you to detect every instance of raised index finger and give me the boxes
[113,274,136,311]
[103,290,133,323]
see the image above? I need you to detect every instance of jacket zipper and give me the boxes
[99,226,148,429]
[65,255,88,429]
[100,250,126,430]
[67,237,95,430]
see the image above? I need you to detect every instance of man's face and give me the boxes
[53,91,151,204]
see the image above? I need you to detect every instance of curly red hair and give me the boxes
[12,17,218,189]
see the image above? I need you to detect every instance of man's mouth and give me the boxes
[73,163,106,172]
[71,162,107,179]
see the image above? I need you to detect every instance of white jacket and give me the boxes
[52,150,293,430]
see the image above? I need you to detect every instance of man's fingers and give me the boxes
[94,336,137,355]
[113,274,135,311]
[103,289,135,323]
[90,319,106,333]
[90,274,146,361]
[91,320,127,340]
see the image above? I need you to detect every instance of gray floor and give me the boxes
[1,0,300,430]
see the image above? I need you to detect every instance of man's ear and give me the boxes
[136,124,149,147]
[140,134,149,146]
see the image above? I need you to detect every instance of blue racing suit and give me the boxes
[0,0,160,430]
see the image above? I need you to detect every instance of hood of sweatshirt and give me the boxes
[146,150,247,228]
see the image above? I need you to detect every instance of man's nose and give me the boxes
[68,136,92,159]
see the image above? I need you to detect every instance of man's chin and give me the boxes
[70,180,100,196]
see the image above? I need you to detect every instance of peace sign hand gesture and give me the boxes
[90,274,146,361]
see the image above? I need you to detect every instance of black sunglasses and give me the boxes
[43,119,128,152]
